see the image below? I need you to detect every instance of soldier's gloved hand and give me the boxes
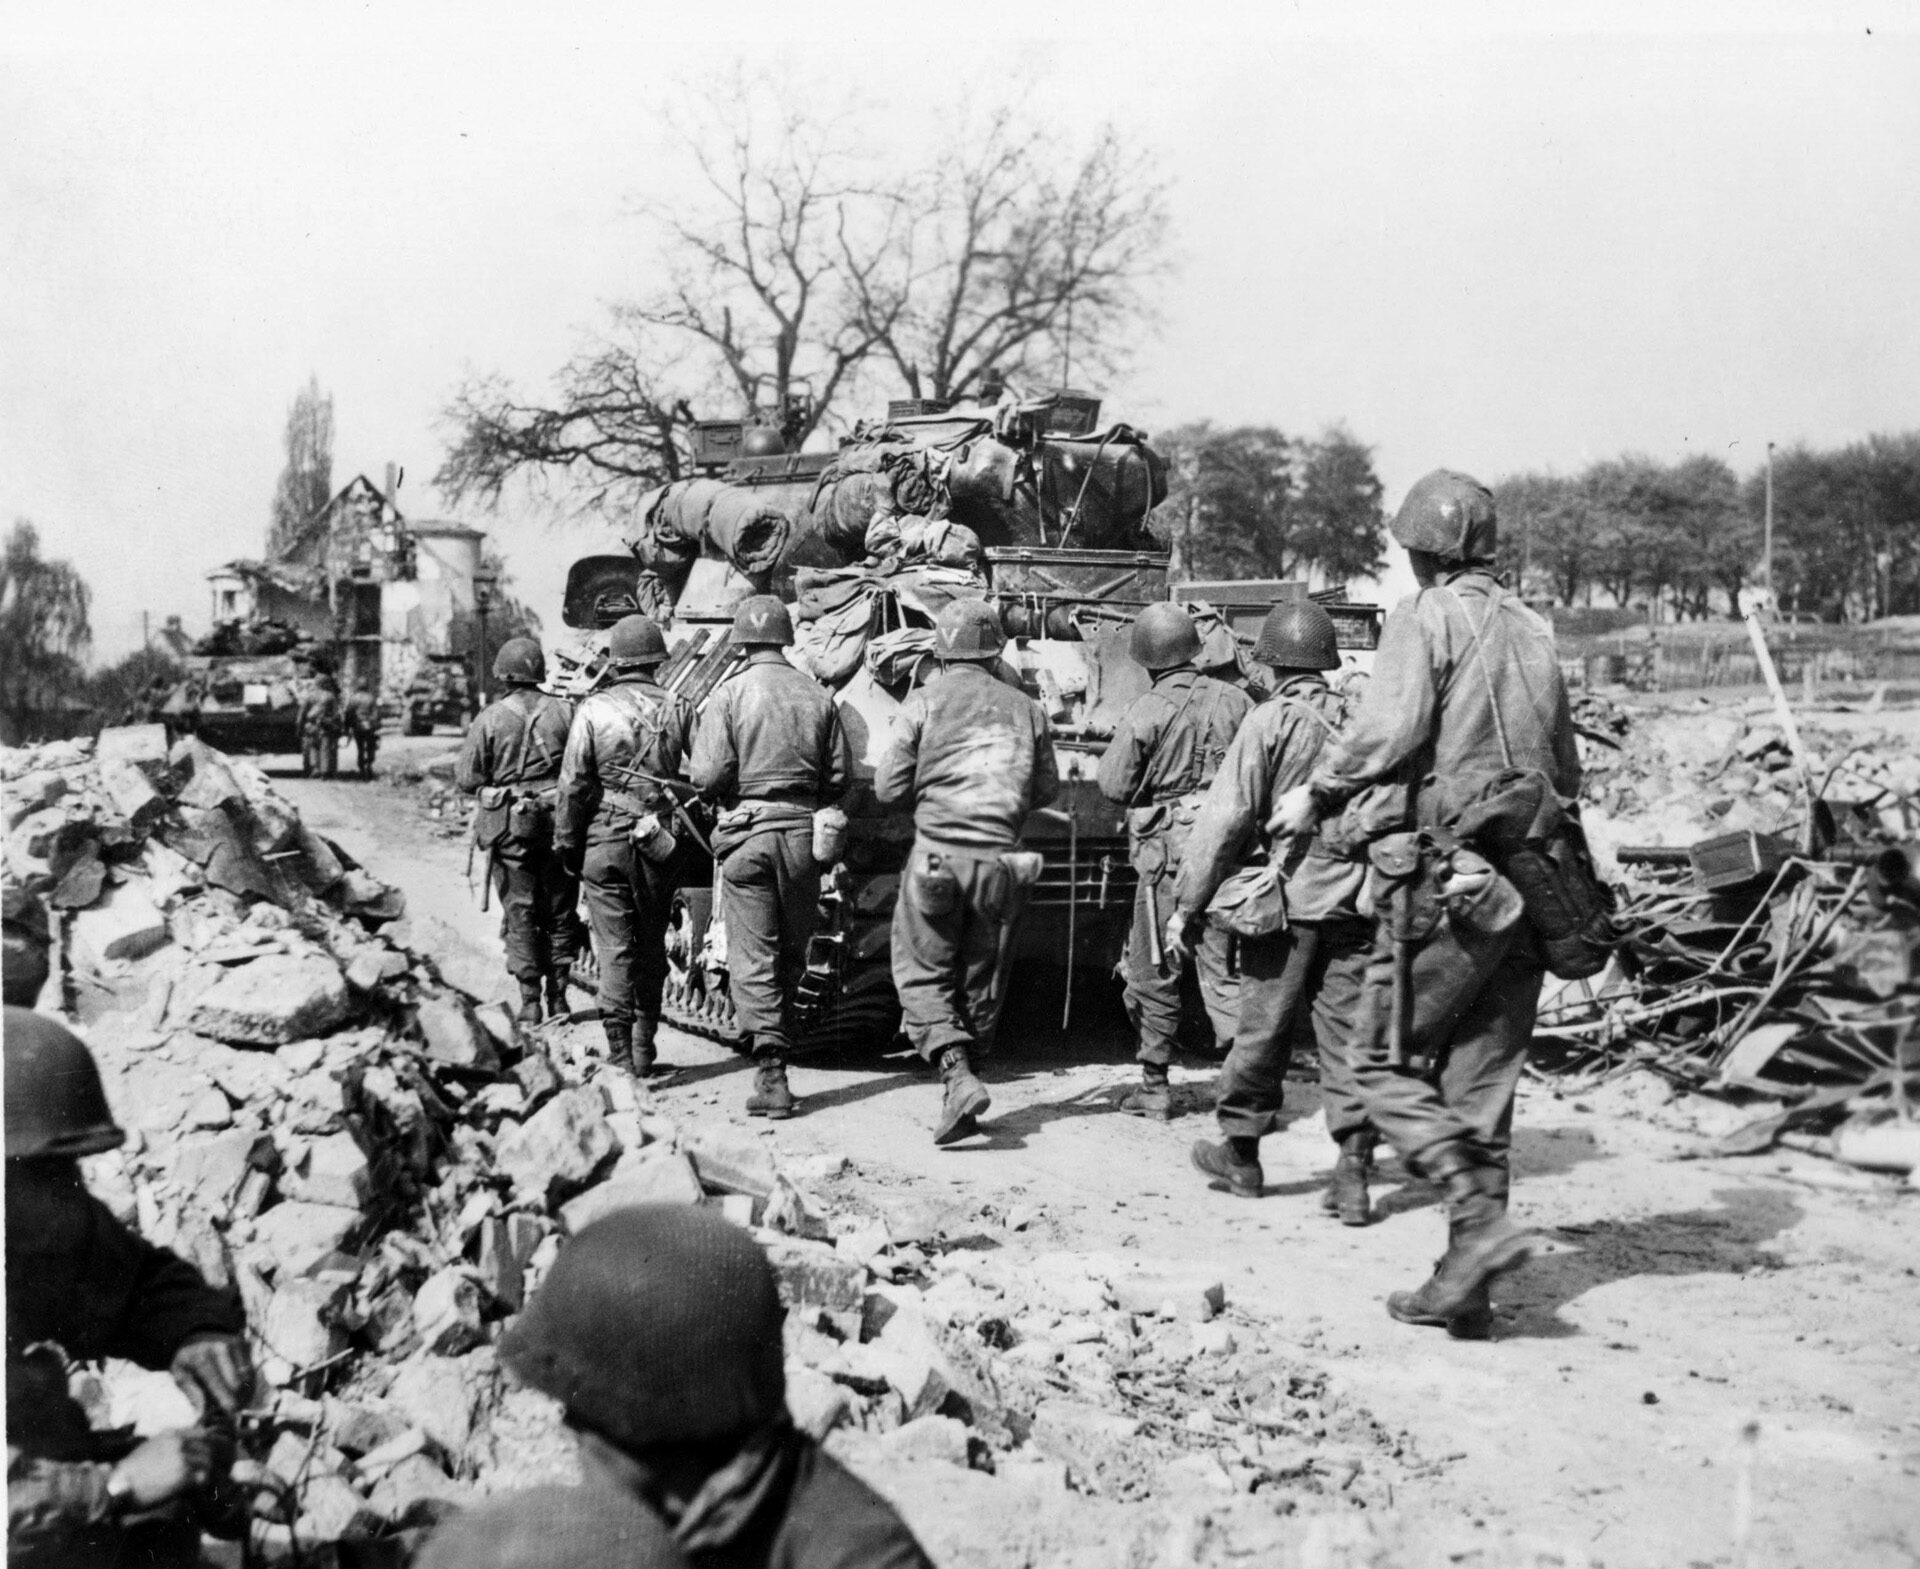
[110,1429,214,1510]
[1267,783,1319,839]
[1164,909,1196,966]
[171,1334,254,1418]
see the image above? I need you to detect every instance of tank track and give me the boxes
[658,968,901,1056]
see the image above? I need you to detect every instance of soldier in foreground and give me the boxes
[496,1206,932,1569]
[298,671,341,778]
[6,1009,254,1566]
[690,596,852,1121]
[1270,469,1582,1336]
[1097,602,1254,1119]
[1171,600,1381,1217]
[344,675,382,780]
[459,638,578,1026]
[556,614,696,1079]
[875,599,1059,1146]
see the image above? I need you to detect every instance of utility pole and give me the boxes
[1763,441,1775,594]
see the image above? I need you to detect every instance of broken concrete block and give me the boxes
[5,769,67,828]
[340,869,406,921]
[473,1218,524,1312]
[97,756,168,835]
[169,736,245,810]
[69,880,170,967]
[186,1087,233,1130]
[367,1453,469,1528]
[260,1279,348,1373]
[385,1356,477,1458]
[282,1132,372,1210]
[1110,1272,1224,1323]
[472,1002,522,1056]
[882,1413,970,1466]
[684,1125,780,1198]
[413,1268,485,1355]
[713,1193,759,1228]
[171,1129,272,1215]
[511,1050,561,1107]
[873,1307,959,1420]
[1189,1320,1237,1357]
[296,1473,380,1543]
[326,1399,411,1457]
[187,953,350,1046]
[96,722,170,774]
[252,1201,361,1278]
[560,1148,704,1233]
[414,995,499,1071]
[760,1234,867,1329]
[344,951,389,993]
[784,1364,853,1440]
[763,1176,831,1241]
[496,1087,618,1206]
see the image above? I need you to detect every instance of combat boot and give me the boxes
[545,964,572,1020]
[933,1046,990,1147]
[602,1019,634,1075]
[1320,1132,1376,1226]
[746,1058,797,1120]
[516,981,544,1028]
[1190,1136,1263,1198]
[1386,1141,1533,1327]
[630,1016,659,1080]
[1120,1062,1173,1122]
[1385,1227,1496,1339]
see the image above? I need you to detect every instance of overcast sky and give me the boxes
[5,1,1917,659]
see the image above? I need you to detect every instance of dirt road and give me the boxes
[282,739,1920,1569]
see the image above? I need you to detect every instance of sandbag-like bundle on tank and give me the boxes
[630,478,792,582]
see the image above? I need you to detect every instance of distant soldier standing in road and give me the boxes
[298,672,342,778]
[690,597,852,1121]
[345,676,382,780]
[875,598,1060,1146]
[1270,469,1583,1337]
[555,614,696,1080]
[459,638,578,1027]
[1173,600,1383,1218]
[1097,602,1255,1120]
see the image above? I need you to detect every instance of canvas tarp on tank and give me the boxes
[789,517,988,686]
[628,478,793,579]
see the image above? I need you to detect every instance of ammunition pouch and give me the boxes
[472,786,514,851]
[1206,861,1290,939]
[628,811,679,865]
[908,848,962,918]
[508,789,556,848]
[1125,793,1203,880]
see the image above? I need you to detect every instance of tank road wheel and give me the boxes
[661,887,744,1049]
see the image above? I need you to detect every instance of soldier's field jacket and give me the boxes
[555,676,696,852]
[691,653,852,810]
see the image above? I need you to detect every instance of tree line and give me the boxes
[1494,434,1920,621]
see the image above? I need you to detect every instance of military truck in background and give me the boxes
[556,388,1382,1051]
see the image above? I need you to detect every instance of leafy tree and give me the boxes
[1760,435,1920,619]
[268,376,335,559]
[87,645,182,726]
[0,521,92,738]
[1287,426,1385,588]
[1493,471,1587,604]
[437,72,1169,513]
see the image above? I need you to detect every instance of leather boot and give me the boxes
[1384,1224,1496,1339]
[630,1016,658,1080]
[602,1019,633,1075]
[746,1056,798,1120]
[1190,1135,1263,1198]
[516,981,543,1027]
[1120,1062,1173,1122]
[1386,1141,1532,1327]
[933,1046,990,1147]
[545,964,571,1020]
[1320,1132,1376,1226]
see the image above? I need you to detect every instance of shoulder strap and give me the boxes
[1130,674,1208,804]
[1268,693,1336,738]
[1437,583,1542,772]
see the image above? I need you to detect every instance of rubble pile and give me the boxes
[4,727,1413,1562]
[1546,702,1920,1167]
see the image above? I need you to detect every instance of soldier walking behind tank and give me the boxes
[1270,469,1583,1338]
[1097,602,1254,1120]
[1173,600,1382,1217]
[298,672,342,778]
[459,638,578,1026]
[690,596,852,1121]
[345,676,382,780]
[555,615,696,1079]
[875,599,1060,1146]
[7,1008,255,1567]
[495,1206,933,1569]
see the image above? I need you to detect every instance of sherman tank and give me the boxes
[556,390,1383,1051]
[155,619,319,754]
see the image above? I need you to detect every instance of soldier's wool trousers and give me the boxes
[891,841,1019,1062]
[1123,872,1239,1065]
[719,825,821,1057]
[491,843,579,983]
[1212,917,1372,1141]
[580,840,675,1030]
[1348,914,1544,1185]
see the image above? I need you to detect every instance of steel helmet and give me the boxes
[414,1484,687,1569]
[1391,469,1498,564]
[607,615,669,669]
[500,1206,785,1449]
[1255,600,1340,671]
[1129,603,1202,672]
[740,427,787,459]
[933,598,1005,662]
[5,1007,125,1159]
[492,638,546,685]
[730,595,794,648]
